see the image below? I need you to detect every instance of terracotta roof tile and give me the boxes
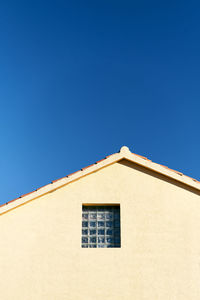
[0,197,20,208]
[81,164,95,171]
[95,158,107,164]
[0,149,199,211]
[134,153,151,161]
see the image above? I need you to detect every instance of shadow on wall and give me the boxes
[119,159,200,197]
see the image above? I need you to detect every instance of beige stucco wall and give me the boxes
[0,159,200,300]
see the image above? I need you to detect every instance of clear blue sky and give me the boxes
[0,0,200,205]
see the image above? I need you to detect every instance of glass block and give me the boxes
[98,229,105,235]
[90,236,97,243]
[82,213,88,220]
[82,229,88,235]
[89,213,97,220]
[106,221,113,228]
[82,237,88,243]
[106,229,113,236]
[105,212,113,220]
[97,213,105,220]
[89,229,96,235]
[106,237,113,243]
[98,221,105,227]
[82,205,120,248]
[82,221,88,227]
[89,221,96,227]
[98,236,105,244]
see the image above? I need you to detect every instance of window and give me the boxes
[82,205,121,248]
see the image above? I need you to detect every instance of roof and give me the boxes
[0,146,199,215]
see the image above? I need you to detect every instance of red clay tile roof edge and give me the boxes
[0,154,114,209]
[0,149,199,210]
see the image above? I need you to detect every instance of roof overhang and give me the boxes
[0,146,199,215]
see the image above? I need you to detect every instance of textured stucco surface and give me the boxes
[0,159,200,300]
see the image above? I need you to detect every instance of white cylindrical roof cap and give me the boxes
[120,146,130,154]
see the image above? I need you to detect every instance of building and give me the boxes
[0,146,200,300]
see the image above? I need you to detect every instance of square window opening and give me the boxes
[82,205,121,248]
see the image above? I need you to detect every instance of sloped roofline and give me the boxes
[0,146,199,215]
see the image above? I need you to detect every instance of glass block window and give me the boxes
[82,205,121,248]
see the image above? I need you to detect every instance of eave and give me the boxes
[0,146,199,215]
